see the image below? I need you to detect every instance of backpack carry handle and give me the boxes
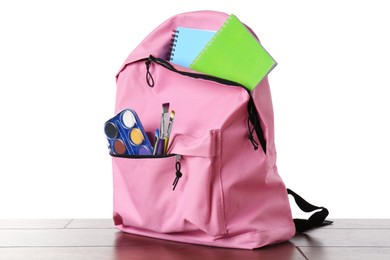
[287,188,333,233]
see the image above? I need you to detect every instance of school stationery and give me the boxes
[163,110,175,154]
[153,138,165,156]
[169,27,216,67]
[160,103,169,138]
[190,14,277,91]
[104,109,153,156]
[152,129,160,155]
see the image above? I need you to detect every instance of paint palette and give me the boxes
[104,109,153,156]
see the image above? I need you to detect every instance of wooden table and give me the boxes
[0,219,389,259]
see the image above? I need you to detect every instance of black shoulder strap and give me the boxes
[287,188,333,232]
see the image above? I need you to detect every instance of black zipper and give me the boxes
[145,55,267,154]
[110,153,176,159]
[146,56,245,87]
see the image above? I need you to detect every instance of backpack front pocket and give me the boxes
[112,129,227,237]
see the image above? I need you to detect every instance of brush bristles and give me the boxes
[163,103,170,113]
[166,110,175,137]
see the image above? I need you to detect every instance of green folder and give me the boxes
[190,14,277,91]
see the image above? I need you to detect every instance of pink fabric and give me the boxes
[112,10,295,249]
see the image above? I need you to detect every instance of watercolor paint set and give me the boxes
[105,104,175,156]
[104,109,153,156]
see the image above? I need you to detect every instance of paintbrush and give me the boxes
[160,103,170,139]
[152,129,159,155]
[164,110,175,154]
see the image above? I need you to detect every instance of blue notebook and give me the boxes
[169,27,216,68]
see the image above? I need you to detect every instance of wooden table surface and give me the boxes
[0,219,389,259]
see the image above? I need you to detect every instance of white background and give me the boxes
[1,0,389,218]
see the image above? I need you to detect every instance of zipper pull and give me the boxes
[172,155,182,191]
[247,129,259,150]
[145,58,154,87]
[247,97,266,152]
[247,105,259,150]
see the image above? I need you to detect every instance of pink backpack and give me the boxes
[110,10,330,249]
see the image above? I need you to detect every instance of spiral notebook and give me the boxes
[190,14,277,91]
[169,27,216,68]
